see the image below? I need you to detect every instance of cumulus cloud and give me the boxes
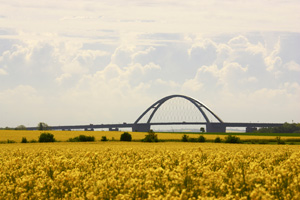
[264,40,282,71]
[188,39,217,67]
[284,61,300,72]
[1,0,299,128]
[0,31,299,127]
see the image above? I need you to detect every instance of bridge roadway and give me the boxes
[26,122,284,132]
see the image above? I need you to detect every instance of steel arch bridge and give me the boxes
[26,94,284,132]
[132,94,225,132]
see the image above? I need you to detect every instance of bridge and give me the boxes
[27,94,284,132]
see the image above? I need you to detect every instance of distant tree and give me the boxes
[214,137,222,143]
[101,136,108,141]
[120,132,132,141]
[182,134,189,142]
[68,135,95,142]
[15,125,27,130]
[79,135,95,142]
[39,132,55,143]
[21,137,28,143]
[256,123,300,133]
[143,130,158,142]
[276,136,285,145]
[37,122,49,131]
[224,135,241,143]
[198,135,206,142]
[200,127,205,133]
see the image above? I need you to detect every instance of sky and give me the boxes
[0,0,300,128]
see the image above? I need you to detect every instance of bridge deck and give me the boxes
[26,122,284,131]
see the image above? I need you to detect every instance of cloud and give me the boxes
[228,35,250,49]
[0,0,299,129]
[0,32,299,126]
[188,39,217,67]
[110,46,135,67]
[55,73,72,84]
[60,16,102,21]
[0,28,17,35]
[183,61,248,94]
[182,79,203,92]
[284,61,300,72]
[264,39,282,71]
[0,68,8,75]
[1,0,299,44]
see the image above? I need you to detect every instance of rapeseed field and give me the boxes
[1,130,299,142]
[1,142,299,199]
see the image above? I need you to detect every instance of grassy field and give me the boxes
[1,142,300,199]
[1,130,300,143]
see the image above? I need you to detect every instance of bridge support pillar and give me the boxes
[132,124,151,132]
[206,123,226,133]
[246,127,257,133]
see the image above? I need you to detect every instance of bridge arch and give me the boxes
[133,94,224,132]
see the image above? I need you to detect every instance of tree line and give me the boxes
[256,122,300,133]
[0,122,49,130]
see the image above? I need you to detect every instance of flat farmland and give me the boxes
[1,130,300,142]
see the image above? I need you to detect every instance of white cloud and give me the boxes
[264,39,282,71]
[132,46,156,61]
[0,68,8,75]
[1,0,299,44]
[55,73,72,84]
[228,35,250,49]
[0,0,299,129]
[284,61,300,72]
[111,46,135,67]
[182,79,203,92]
[219,62,248,86]
[0,31,299,127]
[184,61,248,93]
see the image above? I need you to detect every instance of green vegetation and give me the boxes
[21,137,28,143]
[143,130,158,142]
[276,136,285,145]
[101,136,108,141]
[198,135,206,142]
[37,122,49,131]
[120,132,132,141]
[224,135,241,143]
[181,134,189,142]
[68,135,95,142]
[214,137,222,143]
[38,132,55,143]
[181,134,206,143]
[15,125,27,130]
[256,123,300,133]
